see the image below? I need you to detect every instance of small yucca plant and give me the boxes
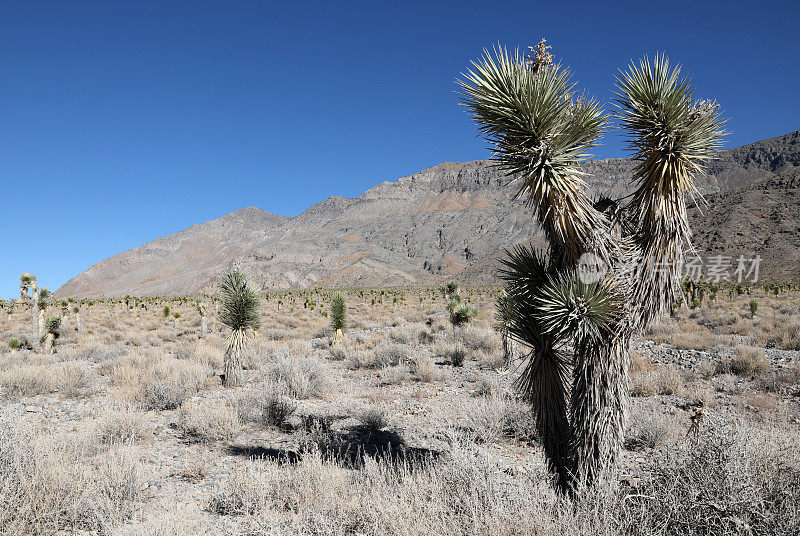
[447,295,477,329]
[330,292,346,344]
[219,269,261,387]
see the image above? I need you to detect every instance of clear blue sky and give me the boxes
[1,0,798,298]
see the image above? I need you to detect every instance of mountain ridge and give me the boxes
[56,130,800,297]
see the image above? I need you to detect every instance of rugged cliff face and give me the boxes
[56,130,800,297]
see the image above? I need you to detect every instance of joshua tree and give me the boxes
[196,299,208,338]
[36,288,51,344]
[447,294,477,330]
[330,291,347,344]
[440,280,459,299]
[42,316,61,354]
[458,41,723,493]
[19,272,35,302]
[494,291,515,363]
[219,269,261,387]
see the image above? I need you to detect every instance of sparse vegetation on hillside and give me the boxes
[0,284,798,535]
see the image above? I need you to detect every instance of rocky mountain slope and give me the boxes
[56,130,800,297]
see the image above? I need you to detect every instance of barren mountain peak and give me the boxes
[55,130,800,297]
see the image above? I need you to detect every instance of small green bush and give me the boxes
[8,337,20,350]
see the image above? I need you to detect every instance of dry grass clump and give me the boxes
[388,326,417,345]
[204,422,800,536]
[177,401,240,443]
[191,341,224,369]
[378,365,410,386]
[0,411,144,535]
[94,408,152,445]
[654,365,683,395]
[629,372,657,397]
[434,341,467,366]
[265,352,327,399]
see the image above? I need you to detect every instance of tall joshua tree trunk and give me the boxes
[31,285,40,342]
[38,309,45,342]
[198,303,208,339]
[223,329,246,387]
[460,43,723,494]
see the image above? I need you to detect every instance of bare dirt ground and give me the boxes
[1,287,799,535]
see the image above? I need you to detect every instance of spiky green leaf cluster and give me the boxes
[37,288,51,311]
[615,55,726,326]
[45,316,61,338]
[536,271,622,342]
[218,269,261,332]
[449,302,478,327]
[458,46,609,263]
[19,273,36,287]
[330,292,347,332]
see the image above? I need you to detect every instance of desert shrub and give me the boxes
[356,407,388,433]
[94,409,151,445]
[729,345,771,377]
[178,401,240,442]
[455,394,534,443]
[629,371,657,397]
[235,384,297,428]
[409,352,437,382]
[781,320,800,350]
[0,411,143,535]
[0,361,93,399]
[265,353,327,399]
[622,425,800,535]
[192,342,224,369]
[328,346,347,361]
[624,412,675,451]
[378,366,409,385]
[8,337,20,350]
[377,343,410,367]
[388,326,416,345]
[135,357,207,410]
[456,326,501,354]
[473,376,503,397]
[655,365,682,395]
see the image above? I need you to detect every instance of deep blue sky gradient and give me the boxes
[1,0,798,297]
